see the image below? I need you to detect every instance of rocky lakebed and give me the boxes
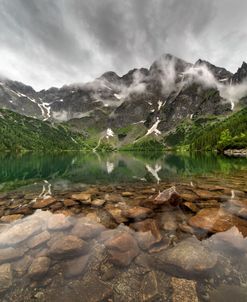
[0,174,247,302]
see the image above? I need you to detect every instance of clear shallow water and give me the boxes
[0,152,247,301]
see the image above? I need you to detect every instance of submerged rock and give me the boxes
[171,277,198,302]
[64,254,90,278]
[49,235,89,259]
[105,232,139,266]
[0,247,25,264]
[71,220,105,240]
[0,219,42,247]
[27,231,51,249]
[47,214,72,231]
[140,271,160,302]
[153,237,217,276]
[28,256,50,280]
[0,263,12,293]
[189,208,247,235]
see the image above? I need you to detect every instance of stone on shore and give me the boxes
[154,187,181,206]
[71,193,91,204]
[0,214,23,223]
[32,197,57,209]
[105,204,128,224]
[122,206,152,220]
[91,199,106,207]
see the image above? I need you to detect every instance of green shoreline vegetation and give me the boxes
[0,107,246,154]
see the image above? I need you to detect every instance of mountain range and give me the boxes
[0,54,247,151]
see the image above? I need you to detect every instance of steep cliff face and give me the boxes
[0,54,246,140]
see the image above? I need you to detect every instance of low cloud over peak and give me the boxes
[0,0,246,90]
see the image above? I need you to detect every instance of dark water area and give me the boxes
[0,151,247,193]
[0,152,247,301]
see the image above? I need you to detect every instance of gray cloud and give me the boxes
[0,0,246,90]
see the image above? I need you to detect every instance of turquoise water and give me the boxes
[1,151,247,192]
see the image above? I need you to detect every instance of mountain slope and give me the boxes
[0,54,247,152]
[0,109,89,151]
[164,107,247,152]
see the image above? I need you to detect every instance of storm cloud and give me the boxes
[0,0,246,90]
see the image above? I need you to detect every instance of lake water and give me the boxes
[0,152,247,301]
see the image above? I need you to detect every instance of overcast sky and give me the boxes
[0,0,246,91]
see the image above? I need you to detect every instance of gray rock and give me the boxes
[27,231,51,249]
[64,254,90,278]
[153,237,217,276]
[0,247,25,264]
[0,263,12,293]
[0,219,42,247]
[28,257,50,280]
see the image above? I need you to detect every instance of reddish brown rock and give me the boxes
[188,208,233,233]
[104,193,124,203]
[183,202,199,213]
[105,204,128,224]
[135,231,161,251]
[0,214,23,223]
[130,219,162,242]
[121,192,135,197]
[91,199,105,207]
[195,200,220,209]
[193,189,221,200]
[105,232,139,266]
[63,199,78,207]
[71,193,91,204]
[32,197,57,209]
[154,187,181,206]
[49,235,89,258]
[122,206,152,220]
[180,192,199,202]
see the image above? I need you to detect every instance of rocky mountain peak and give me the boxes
[195,59,233,82]
[232,61,247,84]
